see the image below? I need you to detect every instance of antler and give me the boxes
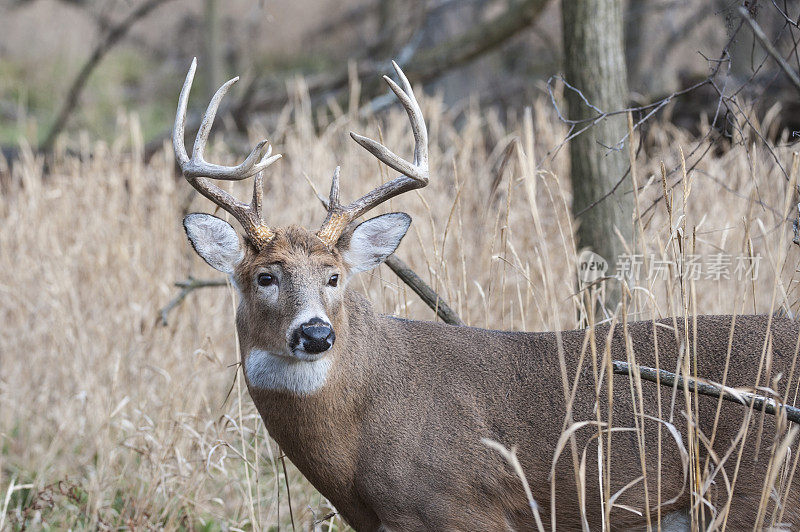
[316,61,429,247]
[173,58,282,249]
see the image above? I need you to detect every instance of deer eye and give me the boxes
[257,273,275,287]
[328,274,339,287]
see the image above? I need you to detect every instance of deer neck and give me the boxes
[242,290,380,493]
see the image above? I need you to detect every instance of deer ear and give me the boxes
[340,213,411,274]
[183,213,244,274]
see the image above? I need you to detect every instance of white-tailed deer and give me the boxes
[174,59,800,530]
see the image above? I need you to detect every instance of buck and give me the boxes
[174,59,800,530]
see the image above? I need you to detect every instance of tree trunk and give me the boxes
[624,0,645,93]
[562,0,632,310]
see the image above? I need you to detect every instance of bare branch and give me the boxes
[613,361,800,425]
[158,277,227,326]
[40,0,177,152]
[143,0,549,163]
[383,255,464,326]
[739,6,800,96]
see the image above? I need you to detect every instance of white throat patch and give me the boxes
[245,349,331,395]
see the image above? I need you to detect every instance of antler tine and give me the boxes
[173,57,196,168]
[328,166,341,209]
[175,59,281,180]
[193,75,240,161]
[173,58,280,249]
[317,61,429,248]
[252,171,264,218]
[349,61,429,182]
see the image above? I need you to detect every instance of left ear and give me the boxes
[339,212,411,274]
[184,213,244,274]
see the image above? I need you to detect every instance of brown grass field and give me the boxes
[1,88,799,529]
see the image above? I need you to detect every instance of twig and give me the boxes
[280,452,296,532]
[40,0,176,152]
[312,511,338,527]
[384,254,464,326]
[739,6,800,96]
[612,361,800,424]
[158,276,227,326]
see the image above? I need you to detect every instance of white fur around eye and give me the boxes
[184,213,243,274]
[342,213,411,274]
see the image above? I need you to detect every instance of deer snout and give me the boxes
[294,318,336,354]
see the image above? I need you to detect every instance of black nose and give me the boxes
[298,318,335,354]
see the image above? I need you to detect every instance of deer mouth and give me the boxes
[247,347,326,364]
[289,348,329,362]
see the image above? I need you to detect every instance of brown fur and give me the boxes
[232,227,800,531]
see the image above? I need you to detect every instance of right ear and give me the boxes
[183,213,244,274]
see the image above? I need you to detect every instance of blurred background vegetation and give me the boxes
[1,0,795,148]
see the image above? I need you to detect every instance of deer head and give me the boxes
[174,59,428,394]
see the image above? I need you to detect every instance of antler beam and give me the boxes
[317,61,429,248]
[173,58,281,248]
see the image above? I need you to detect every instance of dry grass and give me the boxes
[1,89,799,529]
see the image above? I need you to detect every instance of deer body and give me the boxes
[240,242,800,530]
[174,60,800,530]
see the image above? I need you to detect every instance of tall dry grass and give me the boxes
[1,87,799,529]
